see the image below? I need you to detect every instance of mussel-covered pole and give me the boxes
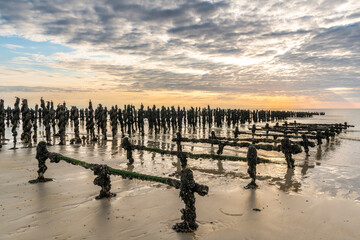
[177,151,188,169]
[41,98,51,144]
[217,141,227,155]
[324,128,330,142]
[280,137,298,168]
[251,124,256,137]
[101,107,108,140]
[11,97,21,149]
[316,130,323,146]
[173,168,209,232]
[50,102,56,136]
[209,131,216,140]
[20,99,32,144]
[34,104,38,123]
[244,146,258,189]
[95,104,102,136]
[109,106,118,138]
[138,104,145,135]
[264,123,270,135]
[33,118,38,143]
[93,164,116,199]
[301,134,310,155]
[6,106,11,127]
[57,104,66,145]
[29,141,53,183]
[175,132,182,151]
[70,106,81,144]
[80,109,84,121]
[12,98,19,120]
[86,100,96,141]
[74,107,81,143]
[121,137,134,165]
[234,126,240,138]
[0,99,5,140]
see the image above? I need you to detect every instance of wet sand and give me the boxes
[1,110,360,239]
[1,142,360,240]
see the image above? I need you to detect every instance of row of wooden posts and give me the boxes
[27,131,295,232]
[29,141,210,233]
[27,122,352,232]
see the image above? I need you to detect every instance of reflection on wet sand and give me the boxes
[324,142,331,153]
[217,160,224,174]
[111,139,118,151]
[169,155,184,178]
[95,199,112,240]
[209,145,215,155]
[139,148,145,165]
[316,141,332,164]
[127,164,134,172]
[277,169,301,192]
[316,146,322,161]
[247,189,258,212]
[35,183,48,203]
[301,155,310,176]
[1,108,359,239]
[190,166,247,179]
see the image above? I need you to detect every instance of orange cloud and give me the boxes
[0,90,330,109]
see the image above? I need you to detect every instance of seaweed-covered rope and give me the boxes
[30,141,209,233]
[130,145,277,164]
[49,153,181,187]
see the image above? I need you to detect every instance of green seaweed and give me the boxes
[56,154,178,186]
[132,145,276,164]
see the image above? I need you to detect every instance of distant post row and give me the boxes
[0,97,324,148]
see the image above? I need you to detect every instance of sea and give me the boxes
[285,109,360,202]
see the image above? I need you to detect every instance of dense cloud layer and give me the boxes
[0,0,359,106]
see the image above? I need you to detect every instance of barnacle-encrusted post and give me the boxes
[93,164,116,199]
[217,141,227,155]
[58,104,66,145]
[29,141,53,183]
[244,145,258,189]
[173,168,209,232]
[281,137,295,168]
[234,126,240,138]
[251,124,256,137]
[121,137,134,165]
[177,151,187,169]
[316,130,323,146]
[175,132,182,152]
[11,97,20,149]
[0,99,5,140]
[301,134,310,155]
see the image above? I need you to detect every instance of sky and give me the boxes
[0,0,359,109]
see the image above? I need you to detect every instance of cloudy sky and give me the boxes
[0,0,359,108]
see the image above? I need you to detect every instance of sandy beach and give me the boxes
[1,116,360,240]
[1,0,360,238]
